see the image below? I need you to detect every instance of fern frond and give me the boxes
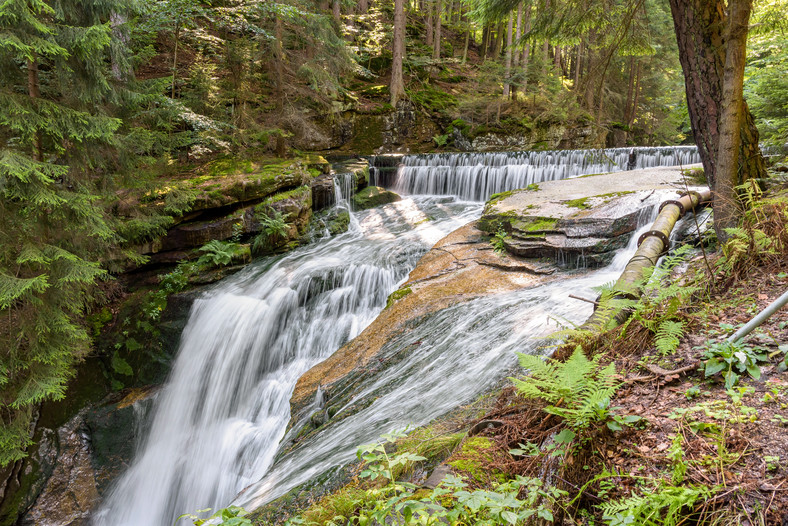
[655,320,685,355]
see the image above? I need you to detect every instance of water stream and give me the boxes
[95,147,693,525]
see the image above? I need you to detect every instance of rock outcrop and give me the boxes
[478,166,704,267]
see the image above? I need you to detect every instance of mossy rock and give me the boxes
[447,436,507,484]
[352,186,402,210]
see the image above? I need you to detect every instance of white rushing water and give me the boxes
[94,192,482,526]
[96,147,694,525]
[393,146,700,201]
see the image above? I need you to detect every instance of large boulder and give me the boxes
[478,166,704,267]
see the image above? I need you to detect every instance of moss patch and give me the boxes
[448,437,507,484]
[385,287,412,309]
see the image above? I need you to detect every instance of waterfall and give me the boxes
[392,146,700,201]
[95,146,693,525]
[94,196,482,526]
[235,202,663,510]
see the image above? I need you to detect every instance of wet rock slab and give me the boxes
[478,166,703,266]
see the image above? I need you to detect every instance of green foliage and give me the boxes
[0,0,131,465]
[702,340,768,389]
[432,134,449,147]
[288,430,567,526]
[599,482,713,526]
[491,228,508,255]
[178,505,252,526]
[196,240,238,268]
[253,209,289,253]
[511,347,620,436]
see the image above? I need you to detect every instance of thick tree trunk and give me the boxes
[433,0,442,59]
[274,14,285,112]
[358,0,369,14]
[503,15,514,98]
[714,0,753,239]
[573,42,582,88]
[391,0,406,105]
[462,21,470,63]
[667,0,765,196]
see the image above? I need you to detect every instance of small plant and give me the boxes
[432,133,449,147]
[178,505,252,526]
[702,340,768,389]
[491,227,508,255]
[525,183,540,191]
[510,347,624,456]
[196,240,238,268]
[254,209,289,252]
[764,455,780,472]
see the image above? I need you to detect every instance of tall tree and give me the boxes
[668,0,765,234]
[0,0,127,465]
[433,0,442,59]
[391,0,406,104]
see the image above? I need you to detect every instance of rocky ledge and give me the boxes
[478,165,704,267]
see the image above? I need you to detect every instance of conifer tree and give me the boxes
[0,0,129,465]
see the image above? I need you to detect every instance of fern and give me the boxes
[655,320,685,355]
[511,347,620,431]
[599,484,713,526]
[196,240,238,268]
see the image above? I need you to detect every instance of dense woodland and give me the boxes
[1,0,788,523]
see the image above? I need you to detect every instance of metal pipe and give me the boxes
[727,288,788,344]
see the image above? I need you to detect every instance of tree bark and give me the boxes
[433,0,442,59]
[513,3,523,68]
[358,0,369,14]
[391,0,406,105]
[426,0,433,47]
[503,14,514,98]
[628,60,641,130]
[493,20,504,58]
[27,55,42,162]
[333,0,341,24]
[713,0,753,239]
[667,0,765,196]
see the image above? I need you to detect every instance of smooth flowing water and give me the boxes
[94,194,482,526]
[392,146,700,200]
[96,146,694,525]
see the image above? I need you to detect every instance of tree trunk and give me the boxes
[462,21,471,63]
[521,5,531,93]
[494,20,504,58]
[358,0,369,13]
[274,14,285,112]
[503,14,514,98]
[628,60,641,130]
[333,0,341,24]
[513,3,523,67]
[172,23,180,100]
[433,0,442,59]
[667,0,765,195]
[624,56,635,124]
[573,42,582,88]
[713,0,753,239]
[27,55,41,162]
[391,0,406,105]
[426,0,433,47]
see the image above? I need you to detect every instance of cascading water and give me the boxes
[94,190,482,526]
[96,146,695,525]
[234,204,662,510]
[392,146,700,200]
